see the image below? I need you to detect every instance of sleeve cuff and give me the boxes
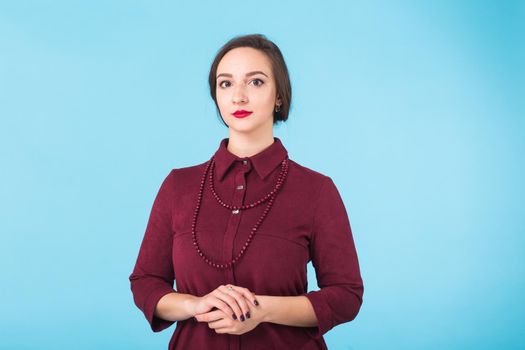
[302,290,333,339]
[144,286,177,332]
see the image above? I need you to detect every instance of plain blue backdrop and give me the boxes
[1,1,523,349]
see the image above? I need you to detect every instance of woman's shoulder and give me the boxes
[288,158,331,183]
[164,160,208,181]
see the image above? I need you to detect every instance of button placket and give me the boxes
[232,172,245,202]
[221,163,250,350]
[231,169,247,215]
[221,161,251,276]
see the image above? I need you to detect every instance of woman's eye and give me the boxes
[218,81,231,88]
[251,78,264,87]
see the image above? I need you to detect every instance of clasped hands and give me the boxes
[190,284,264,335]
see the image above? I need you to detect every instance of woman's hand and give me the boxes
[189,284,259,322]
[194,294,264,335]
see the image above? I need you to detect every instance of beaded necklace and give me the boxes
[191,155,290,269]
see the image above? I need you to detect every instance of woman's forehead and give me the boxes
[217,48,272,77]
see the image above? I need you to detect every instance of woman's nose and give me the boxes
[232,86,248,104]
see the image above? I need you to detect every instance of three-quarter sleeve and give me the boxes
[302,176,364,339]
[129,169,177,332]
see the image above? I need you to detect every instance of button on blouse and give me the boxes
[129,137,364,350]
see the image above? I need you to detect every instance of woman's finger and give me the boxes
[213,289,241,320]
[204,309,233,330]
[195,309,224,323]
[228,284,259,307]
[213,326,231,334]
[208,297,237,321]
[219,285,251,321]
[213,287,243,321]
[208,316,231,330]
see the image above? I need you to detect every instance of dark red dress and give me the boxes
[129,137,364,349]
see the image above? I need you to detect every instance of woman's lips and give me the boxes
[232,110,253,118]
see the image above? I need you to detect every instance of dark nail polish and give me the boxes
[232,314,237,320]
[193,317,197,322]
[240,315,245,322]
[246,312,251,319]
[254,299,259,306]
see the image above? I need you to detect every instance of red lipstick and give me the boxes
[232,110,253,118]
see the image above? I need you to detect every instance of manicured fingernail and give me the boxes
[254,299,259,306]
[193,317,197,322]
[232,314,237,320]
[240,315,245,322]
[246,312,251,319]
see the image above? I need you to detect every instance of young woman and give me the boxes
[129,34,364,350]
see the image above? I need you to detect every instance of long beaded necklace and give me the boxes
[191,155,290,269]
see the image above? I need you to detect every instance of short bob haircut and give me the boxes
[208,34,292,127]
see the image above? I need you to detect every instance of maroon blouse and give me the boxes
[129,137,364,350]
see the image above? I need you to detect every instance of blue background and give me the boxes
[1,1,523,349]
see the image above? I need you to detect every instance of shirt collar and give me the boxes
[213,137,288,182]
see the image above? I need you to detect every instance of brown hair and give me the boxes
[208,34,292,127]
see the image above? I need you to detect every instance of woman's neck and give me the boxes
[226,131,275,158]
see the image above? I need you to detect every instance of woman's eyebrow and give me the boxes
[216,71,268,79]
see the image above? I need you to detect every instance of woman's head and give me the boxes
[208,34,292,132]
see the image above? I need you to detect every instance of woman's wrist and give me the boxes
[254,295,318,327]
[255,295,272,323]
[184,294,200,317]
[154,292,201,322]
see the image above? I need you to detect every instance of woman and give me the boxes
[129,33,364,350]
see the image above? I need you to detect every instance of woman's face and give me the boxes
[215,47,280,135]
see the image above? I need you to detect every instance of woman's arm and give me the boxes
[129,170,179,332]
[154,292,198,322]
[299,176,364,338]
[257,295,318,327]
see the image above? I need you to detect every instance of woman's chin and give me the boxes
[227,119,258,131]
[226,116,273,134]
